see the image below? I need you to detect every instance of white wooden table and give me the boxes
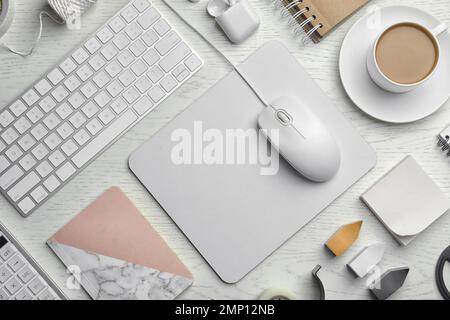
[1,0,450,300]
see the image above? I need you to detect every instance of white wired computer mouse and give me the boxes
[257,96,341,182]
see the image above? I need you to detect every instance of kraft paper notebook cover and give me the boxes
[277,0,369,43]
[47,187,193,300]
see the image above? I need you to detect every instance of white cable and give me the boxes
[0,0,96,57]
[161,0,270,106]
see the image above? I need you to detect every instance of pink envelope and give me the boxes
[48,187,193,300]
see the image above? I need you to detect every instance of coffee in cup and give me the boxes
[367,22,448,93]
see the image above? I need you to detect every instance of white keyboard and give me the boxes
[0,0,203,216]
[0,222,66,300]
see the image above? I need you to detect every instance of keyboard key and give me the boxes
[61,140,78,157]
[72,47,89,64]
[117,50,135,67]
[18,196,35,214]
[72,110,138,168]
[137,7,160,29]
[160,74,178,92]
[172,64,190,82]
[43,113,61,131]
[69,112,87,129]
[30,124,48,141]
[51,86,69,103]
[64,75,82,92]
[155,31,181,56]
[5,276,21,294]
[148,85,165,103]
[113,33,131,50]
[49,150,66,167]
[94,91,111,108]
[77,65,95,82]
[34,79,52,95]
[0,287,10,300]
[154,19,171,36]
[82,101,99,118]
[123,87,140,104]
[7,171,40,201]
[17,265,35,283]
[129,39,146,57]
[97,26,114,43]
[14,117,32,134]
[135,76,152,93]
[28,277,45,295]
[31,186,48,203]
[19,154,37,172]
[141,29,159,46]
[5,145,23,162]
[133,96,154,115]
[43,175,60,192]
[121,5,139,23]
[0,141,5,153]
[143,48,160,66]
[57,122,74,139]
[7,254,25,272]
[133,0,150,12]
[125,22,143,40]
[149,65,166,83]
[0,156,10,174]
[85,37,102,54]
[100,43,118,61]
[56,103,73,120]
[185,54,203,72]
[44,132,62,150]
[106,80,124,98]
[0,165,24,190]
[26,106,44,124]
[109,16,126,33]
[73,129,90,146]
[0,245,16,261]
[0,110,15,127]
[22,89,40,106]
[47,69,65,85]
[60,58,77,75]
[68,92,86,109]
[119,70,136,87]
[36,161,53,178]
[39,96,57,113]
[110,97,128,114]
[131,59,148,76]
[0,265,12,283]
[18,134,36,152]
[105,61,122,78]
[31,143,49,161]
[89,54,106,71]
[80,81,98,99]
[56,162,76,182]
[98,108,115,125]
[15,288,33,300]
[1,127,19,144]
[38,288,56,300]
[93,71,111,88]
[159,43,191,72]
[10,100,27,117]
[86,119,103,135]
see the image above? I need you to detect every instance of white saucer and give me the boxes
[340,6,450,123]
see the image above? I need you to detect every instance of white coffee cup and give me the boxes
[0,0,15,39]
[367,22,448,93]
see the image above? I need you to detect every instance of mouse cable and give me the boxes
[160,0,271,108]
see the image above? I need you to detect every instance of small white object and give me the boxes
[367,22,447,94]
[340,6,450,123]
[207,0,260,43]
[347,244,385,278]
[259,288,297,300]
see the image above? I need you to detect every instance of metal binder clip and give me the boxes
[437,125,450,156]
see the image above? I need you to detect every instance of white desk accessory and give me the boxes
[347,243,385,278]
[129,41,377,283]
[0,0,15,39]
[207,0,259,43]
[361,155,450,246]
[340,6,450,123]
[0,0,203,216]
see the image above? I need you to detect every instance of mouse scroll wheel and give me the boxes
[275,110,293,126]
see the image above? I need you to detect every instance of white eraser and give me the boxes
[347,243,385,278]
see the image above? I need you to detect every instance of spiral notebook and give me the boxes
[276,0,369,43]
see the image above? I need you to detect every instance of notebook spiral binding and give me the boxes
[437,125,450,156]
[271,0,323,44]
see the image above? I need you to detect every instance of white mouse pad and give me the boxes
[129,41,377,283]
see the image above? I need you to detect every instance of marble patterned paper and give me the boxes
[48,241,193,300]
